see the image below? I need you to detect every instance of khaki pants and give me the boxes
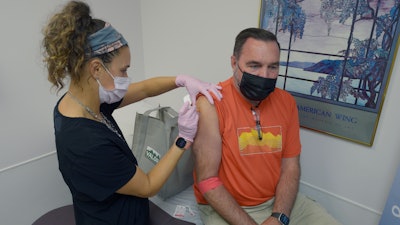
[198,193,342,225]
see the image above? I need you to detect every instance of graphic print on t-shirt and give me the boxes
[237,125,282,155]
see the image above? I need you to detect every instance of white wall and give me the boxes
[139,0,261,110]
[0,1,144,224]
[1,0,399,225]
[139,1,400,225]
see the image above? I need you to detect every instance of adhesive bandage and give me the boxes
[198,176,223,195]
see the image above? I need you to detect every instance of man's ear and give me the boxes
[88,58,103,79]
[231,55,237,72]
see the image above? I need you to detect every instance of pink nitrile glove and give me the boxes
[178,101,199,142]
[175,75,222,105]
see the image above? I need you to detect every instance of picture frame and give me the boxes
[259,0,400,146]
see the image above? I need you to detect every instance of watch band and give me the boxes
[271,212,290,225]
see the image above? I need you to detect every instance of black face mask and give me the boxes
[239,71,277,101]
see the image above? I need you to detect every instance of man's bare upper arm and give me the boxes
[193,96,222,181]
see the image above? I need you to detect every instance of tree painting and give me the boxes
[260,0,399,111]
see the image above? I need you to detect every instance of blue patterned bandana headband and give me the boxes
[87,23,128,57]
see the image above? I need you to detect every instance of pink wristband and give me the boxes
[198,176,223,195]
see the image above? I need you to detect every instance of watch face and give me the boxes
[272,213,290,225]
[280,214,289,225]
[175,137,186,148]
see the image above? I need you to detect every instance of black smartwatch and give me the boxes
[175,137,187,149]
[271,212,290,225]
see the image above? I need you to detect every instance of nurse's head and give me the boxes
[42,0,130,93]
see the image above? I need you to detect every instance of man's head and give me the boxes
[231,28,281,104]
[233,28,280,59]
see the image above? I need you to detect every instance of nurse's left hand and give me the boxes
[175,75,222,105]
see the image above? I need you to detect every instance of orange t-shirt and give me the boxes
[193,77,301,206]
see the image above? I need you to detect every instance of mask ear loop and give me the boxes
[100,62,116,80]
[96,62,116,92]
[233,64,243,87]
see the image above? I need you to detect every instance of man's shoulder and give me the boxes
[273,87,291,95]
[272,88,295,100]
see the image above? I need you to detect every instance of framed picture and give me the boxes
[259,0,400,146]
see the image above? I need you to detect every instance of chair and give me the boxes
[32,205,75,225]
[32,202,194,225]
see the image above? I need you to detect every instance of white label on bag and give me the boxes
[145,146,160,164]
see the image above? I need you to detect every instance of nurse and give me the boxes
[41,1,222,224]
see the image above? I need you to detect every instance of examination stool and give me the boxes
[32,201,195,225]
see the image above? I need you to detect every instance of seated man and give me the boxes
[192,28,342,225]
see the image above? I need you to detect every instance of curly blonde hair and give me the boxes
[42,1,106,91]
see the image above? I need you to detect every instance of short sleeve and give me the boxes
[282,93,302,158]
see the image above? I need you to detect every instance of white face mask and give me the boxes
[97,64,131,104]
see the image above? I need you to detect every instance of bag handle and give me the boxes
[142,106,178,129]
[143,106,178,118]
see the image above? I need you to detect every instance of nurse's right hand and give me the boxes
[177,101,199,142]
